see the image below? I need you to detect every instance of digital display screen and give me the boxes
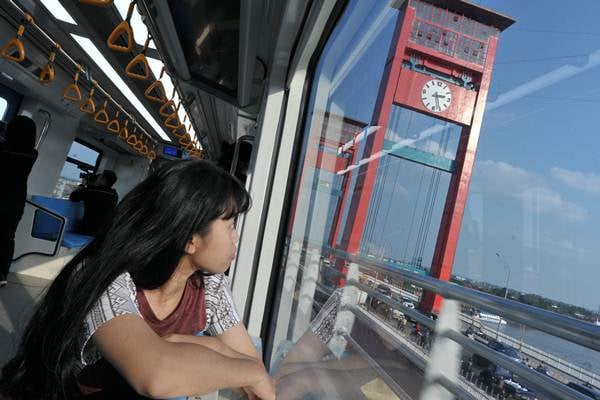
[163,145,179,157]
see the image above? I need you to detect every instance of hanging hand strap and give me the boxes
[119,119,130,139]
[79,81,97,113]
[125,34,151,80]
[107,110,121,133]
[94,97,110,124]
[63,64,83,101]
[39,44,60,84]
[107,1,135,52]
[144,66,167,103]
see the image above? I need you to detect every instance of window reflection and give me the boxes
[268,0,600,398]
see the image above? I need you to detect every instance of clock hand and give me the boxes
[435,95,440,110]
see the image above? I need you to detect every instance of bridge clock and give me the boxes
[421,79,452,113]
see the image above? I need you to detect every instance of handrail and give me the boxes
[347,278,435,329]
[347,304,592,400]
[12,199,66,261]
[445,330,592,400]
[332,248,600,352]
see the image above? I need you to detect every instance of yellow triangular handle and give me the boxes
[159,100,175,117]
[80,93,96,113]
[126,133,138,145]
[39,63,55,84]
[164,113,180,129]
[94,108,109,124]
[178,134,191,146]
[172,124,187,138]
[63,83,81,101]
[119,120,129,139]
[79,98,96,113]
[1,17,31,63]
[1,38,25,62]
[148,150,156,160]
[107,21,134,52]
[125,54,150,80]
[144,80,167,103]
[107,111,120,133]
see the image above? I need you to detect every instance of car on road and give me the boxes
[473,340,523,367]
[367,284,393,314]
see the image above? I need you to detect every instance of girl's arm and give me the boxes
[162,333,251,360]
[216,323,262,360]
[93,314,275,399]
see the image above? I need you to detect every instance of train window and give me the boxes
[0,97,7,121]
[266,0,599,398]
[53,139,101,199]
[0,81,23,124]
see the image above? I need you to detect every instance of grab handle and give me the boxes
[94,98,110,124]
[125,34,151,80]
[63,65,82,101]
[39,44,60,84]
[107,1,135,52]
[1,14,33,62]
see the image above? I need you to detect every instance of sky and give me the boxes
[301,0,600,310]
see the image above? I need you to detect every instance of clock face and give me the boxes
[421,79,452,113]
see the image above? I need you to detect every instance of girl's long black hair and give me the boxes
[0,160,250,399]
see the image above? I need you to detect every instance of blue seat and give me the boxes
[30,195,93,249]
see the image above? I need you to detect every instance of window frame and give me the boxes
[65,137,103,174]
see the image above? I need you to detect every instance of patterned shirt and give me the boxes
[79,272,240,366]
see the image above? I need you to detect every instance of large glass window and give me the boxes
[266,0,600,399]
[53,139,101,198]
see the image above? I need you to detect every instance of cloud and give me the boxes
[472,160,588,222]
[421,140,455,159]
[542,236,587,255]
[551,167,600,194]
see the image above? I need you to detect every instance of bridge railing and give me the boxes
[326,249,599,400]
[461,314,600,388]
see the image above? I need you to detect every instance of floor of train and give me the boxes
[0,272,49,366]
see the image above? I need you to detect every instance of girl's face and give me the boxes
[188,217,240,274]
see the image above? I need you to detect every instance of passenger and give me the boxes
[69,170,119,235]
[0,115,38,287]
[0,160,275,399]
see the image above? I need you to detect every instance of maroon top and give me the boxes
[135,275,207,336]
[78,275,207,397]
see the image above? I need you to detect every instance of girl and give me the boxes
[0,160,275,399]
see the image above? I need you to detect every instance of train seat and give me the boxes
[30,195,93,249]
